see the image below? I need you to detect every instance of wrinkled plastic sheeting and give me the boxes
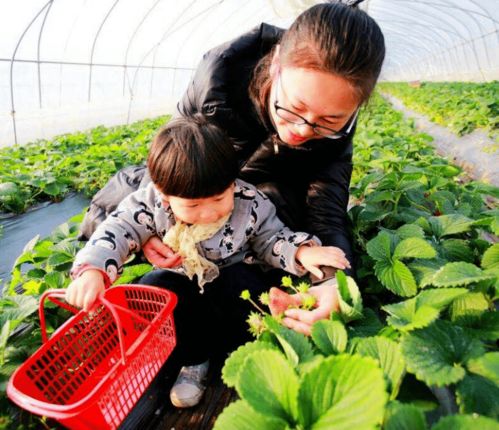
[0,194,90,283]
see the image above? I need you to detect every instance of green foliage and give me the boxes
[0,116,168,213]
[380,81,499,139]
[383,401,427,430]
[355,337,405,398]
[401,320,485,386]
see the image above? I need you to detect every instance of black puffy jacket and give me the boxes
[79,23,355,272]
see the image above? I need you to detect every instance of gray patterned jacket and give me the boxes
[72,179,320,285]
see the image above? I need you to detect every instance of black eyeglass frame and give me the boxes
[273,72,359,140]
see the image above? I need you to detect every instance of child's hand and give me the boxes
[142,236,182,268]
[295,245,351,279]
[65,269,106,312]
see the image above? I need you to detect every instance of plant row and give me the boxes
[213,94,499,429]
[380,81,498,140]
[0,116,168,214]
[0,94,498,429]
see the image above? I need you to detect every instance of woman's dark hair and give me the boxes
[147,114,238,198]
[250,2,385,117]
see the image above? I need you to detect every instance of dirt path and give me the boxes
[381,93,499,186]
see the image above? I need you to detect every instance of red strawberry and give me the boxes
[268,287,301,317]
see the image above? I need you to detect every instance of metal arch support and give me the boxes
[168,0,226,98]
[376,19,457,56]
[58,0,88,107]
[122,0,164,98]
[127,0,199,103]
[88,0,121,102]
[375,17,463,43]
[368,1,469,43]
[126,0,228,123]
[151,0,225,99]
[367,0,483,77]
[9,0,53,145]
[202,0,256,48]
[37,0,55,109]
[167,0,262,97]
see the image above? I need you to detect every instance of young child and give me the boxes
[66,114,350,408]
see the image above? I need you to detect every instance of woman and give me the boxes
[150,0,383,326]
[80,2,384,335]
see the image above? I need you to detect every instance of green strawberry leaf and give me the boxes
[236,349,299,422]
[429,214,475,238]
[366,231,393,262]
[116,263,153,285]
[455,310,499,341]
[482,243,499,270]
[335,274,363,322]
[401,320,485,386]
[432,262,496,288]
[383,288,467,332]
[222,341,276,388]
[449,292,490,324]
[264,316,314,366]
[297,354,387,429]
[431,414,499,430]
[311,320,347,355]
[213,399,288,430]
[438,239,474,262]
[383,299,439,332]
[395,224,425,240]
[384,401,427,430]
[467,352,499,385]
[347,308,384,338]
[415,287,469,308]
[355,337,405,398]
[393,238,436,260]
[456,374,499,419]
[408,259,444,288]
[375,260,417,297]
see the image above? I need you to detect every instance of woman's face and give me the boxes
[269,66,359,146]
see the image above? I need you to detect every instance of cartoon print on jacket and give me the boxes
[91,230,117,250]
[219,224,235,253]
[133,202,155,232]
[123,231,139,255]
[105,258,122,283]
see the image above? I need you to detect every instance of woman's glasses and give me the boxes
[273,73,358,140]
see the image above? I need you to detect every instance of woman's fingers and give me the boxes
[282,317,312,336]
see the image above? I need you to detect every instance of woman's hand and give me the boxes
[295,245,351,278]
[282,280,340,336]
[142,236,182,268]
[65,269,106,312]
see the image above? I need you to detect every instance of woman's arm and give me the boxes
[307,159,355,276]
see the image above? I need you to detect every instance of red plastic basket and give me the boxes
[7,284,177,430]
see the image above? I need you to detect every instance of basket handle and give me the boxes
[39,290,80,344]
[39,290,142,365]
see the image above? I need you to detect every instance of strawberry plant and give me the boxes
[1,93,498,428]
[0,116,169,214]
[380,81,498,140]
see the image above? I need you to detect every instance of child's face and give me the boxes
[162,183,235,225]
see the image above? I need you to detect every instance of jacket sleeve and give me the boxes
[306,158,354,275]
[249,191,320,275]
[71,185,158,283]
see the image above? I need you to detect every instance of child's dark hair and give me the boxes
[147,114,238,198]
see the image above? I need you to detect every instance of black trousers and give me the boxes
[140,263,283,365]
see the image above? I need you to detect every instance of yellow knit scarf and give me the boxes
[163,213,231,292]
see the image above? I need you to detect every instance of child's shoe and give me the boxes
[170,360,209,408]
